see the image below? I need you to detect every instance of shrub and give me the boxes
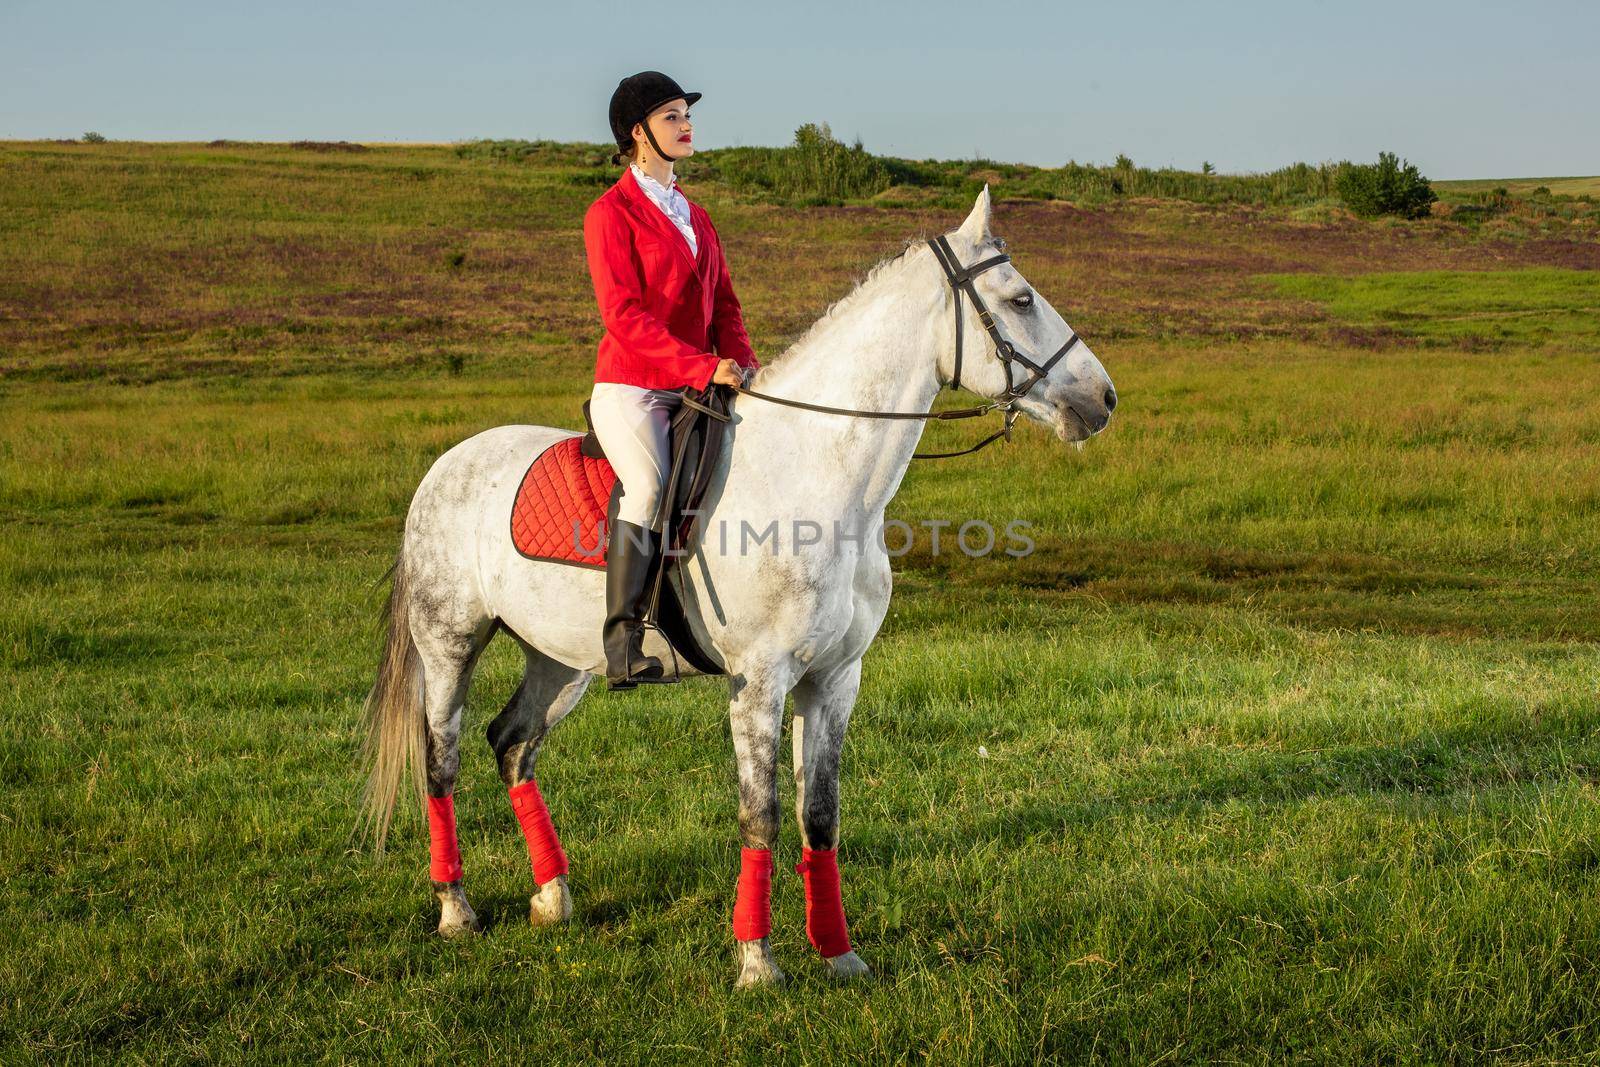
[699,123,892,202]
[81,131,107,144]
[446,133,1380,212]
[1336,151,1437,219]
[1022,158,1341,206]
[775,122,890,200]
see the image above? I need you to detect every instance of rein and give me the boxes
[731,235,1082,461]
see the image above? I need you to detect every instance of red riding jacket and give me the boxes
[583,167,760,391]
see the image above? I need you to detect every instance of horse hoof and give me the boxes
[734,938,785,989]
[823,950,871,980]
[435,885,481,938]
[438,909,482,939]
[529,874,573,928]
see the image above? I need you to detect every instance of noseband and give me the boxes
[732,235,1084,459]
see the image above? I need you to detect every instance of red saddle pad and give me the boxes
[510,436,616,568]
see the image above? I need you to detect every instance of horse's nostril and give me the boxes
[1103,388,1117,413]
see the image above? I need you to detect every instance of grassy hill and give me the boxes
[1437,175,1600,197]
[4,140,1600,1061]
[3,139,1596,385]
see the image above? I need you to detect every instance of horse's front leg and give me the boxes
[791,658,870,979]
[728,668,790,988]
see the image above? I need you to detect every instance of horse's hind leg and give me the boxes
[414,615,496,938]
[487,634,592,928]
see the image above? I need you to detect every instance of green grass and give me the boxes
[4,142,1600,1062]
[1437,176,1600,198]
[1265,269,1600,349]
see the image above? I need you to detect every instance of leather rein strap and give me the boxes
[732,235,1082,460]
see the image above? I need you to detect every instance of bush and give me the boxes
[1336,151,1436,219]
[788,122,892,200]
[1018,158,1342,206]
[81,131,107,144]
[445,132,1395,213]
[696,123,892,203]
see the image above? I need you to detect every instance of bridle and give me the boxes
[731,234,1083,459]
[926,234,1080,409]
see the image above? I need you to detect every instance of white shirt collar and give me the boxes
[628,162,697,255]
[630,163,681,202]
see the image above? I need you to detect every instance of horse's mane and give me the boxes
[755,235,928,376]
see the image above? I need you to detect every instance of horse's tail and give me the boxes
[359,550,426,852]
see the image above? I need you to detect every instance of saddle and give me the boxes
[510,383,735,676]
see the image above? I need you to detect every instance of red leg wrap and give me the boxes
[426,794,463,884]
[796,847,852,957]
[509,780,568,885]
[731,847,773,941]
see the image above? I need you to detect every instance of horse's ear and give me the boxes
[955,184,992,244]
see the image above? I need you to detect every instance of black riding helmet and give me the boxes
[609,71,701,166]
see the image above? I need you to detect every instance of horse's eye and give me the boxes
[1010,293,1033,309]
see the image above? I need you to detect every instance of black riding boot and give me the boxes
[603,518,672,689]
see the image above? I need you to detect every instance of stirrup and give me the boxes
[609,669,677,691]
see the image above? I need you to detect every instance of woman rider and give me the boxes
[583,71,760,690]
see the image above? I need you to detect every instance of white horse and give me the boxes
[362,187,1115,987]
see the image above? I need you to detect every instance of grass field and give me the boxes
[1437,176,1600,198]
[4,142,1600,1062]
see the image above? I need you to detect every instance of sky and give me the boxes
[2,0,1596,180]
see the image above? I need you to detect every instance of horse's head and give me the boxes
[933,187,1116,444]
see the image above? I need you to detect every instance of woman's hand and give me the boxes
[711,357,746,387]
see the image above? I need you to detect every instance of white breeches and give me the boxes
[589,382,684,528]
